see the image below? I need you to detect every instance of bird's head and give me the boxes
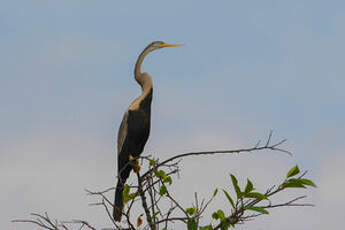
[148,41,183,52]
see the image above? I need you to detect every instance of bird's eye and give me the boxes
[158,42,166,48]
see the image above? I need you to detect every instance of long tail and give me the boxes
[113,156,132,222]
[113,181,125,221]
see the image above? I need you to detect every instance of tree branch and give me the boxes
[141,134,291,180]
[136,171,156,230]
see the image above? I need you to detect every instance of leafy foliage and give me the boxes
[186,207,197,216]
[281,165,317,189]
[204,166,316,229]
[187,218,198,230]
[230,174,242,199]
[222,189,235,209]
[286,165,300,178]
[244,206,269,214]
[159,184,167,196]
[123,184,139,204]
[244,179,254,194]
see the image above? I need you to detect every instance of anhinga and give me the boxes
[113,41,182,221]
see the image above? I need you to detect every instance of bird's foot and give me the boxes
[129,154,141,173]
[133,161,141,173]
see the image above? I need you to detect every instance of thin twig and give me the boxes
[136,171,156,230]
[141,137,291,179]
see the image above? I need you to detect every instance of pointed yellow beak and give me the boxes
[161,43,184,48]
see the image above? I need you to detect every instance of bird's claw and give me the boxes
[129,154,141,173]
[133,162,141,173]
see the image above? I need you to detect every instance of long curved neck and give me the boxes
[134,46,153,94]
[135,46,152,80]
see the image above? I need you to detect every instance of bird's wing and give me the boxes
[117,110,129,154]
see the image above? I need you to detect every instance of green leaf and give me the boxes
[282,178,312,189]
[153,169,160,178]
[152,211,160,219]
[149,159,156,166]
[216,209,226,221]
[212,210,226,220]
[243,192,268,200]
[222,189,235,209]
[213,188,218,197]
[122,184,131,204]
[299,178,317,188]
[288,178,305,184]
[159,185,167,196]
[187,218,197,230]
[123,196,130,204]
[123,184,130,196]
[162,228,167,230]
[244,179,254,194]
[212,212,219,220]
[286,165,300,178]
[153,169,159,177]
[244,206,269,214]
[128,192,139,200]
[220,220,230,230]
[230,174,242,199]
[186,207,196,216]
[200,225,213,230]
[160,170,167,180]
[281,180,306,189]
[124,194,135,204]
[154,169,167,180]
[164,176,173,185]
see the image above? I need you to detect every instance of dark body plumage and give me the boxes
[113,41,181,222]
[113,89,152,221]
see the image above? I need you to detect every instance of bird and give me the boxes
[113,41,182,221]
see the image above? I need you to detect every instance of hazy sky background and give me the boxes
[1,0,344,229]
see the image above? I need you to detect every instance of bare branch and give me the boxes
[13,212,97,230]
[258,196,315,209]
[265,130,273,147]
[141,135,291,179]
[13,218,55,230]
[155,217,189,224]
[136,171,156,230]
[65,220,96,230]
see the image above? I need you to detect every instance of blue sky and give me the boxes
[1,1,345,229]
